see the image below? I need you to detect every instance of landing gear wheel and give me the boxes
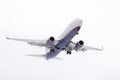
[67,51,71,55]
[50,49,55,52]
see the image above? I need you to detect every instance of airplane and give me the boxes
[6,18,103,60]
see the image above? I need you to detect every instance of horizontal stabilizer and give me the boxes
[26,54,62,60]
[26,54,46,58]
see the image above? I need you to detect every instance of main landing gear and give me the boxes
[50,49,55,52]
[67,51,71,55]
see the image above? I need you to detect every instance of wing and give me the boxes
[66,41,103,52]
[6,37,46,47]
[78,45,103,51]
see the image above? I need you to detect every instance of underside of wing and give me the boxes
[78,45,103,51]
[6,37,46,47]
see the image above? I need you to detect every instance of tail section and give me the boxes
[26,54,62,60]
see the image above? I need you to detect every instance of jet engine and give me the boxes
[49,37,55,42]
[74,40,84,50]
[78,40,84,45]
[46,37,55,47]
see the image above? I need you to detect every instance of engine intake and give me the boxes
[78,40,84,45]
[49,37,55,42]
[74,40,84,50]
[46,36,55,48]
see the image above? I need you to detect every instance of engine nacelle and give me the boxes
[46,37,55,47]
[78,40,84,45]
[49,37,55,42]
[74,40,84,50]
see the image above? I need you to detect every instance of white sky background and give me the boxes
[0,0,120,80]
